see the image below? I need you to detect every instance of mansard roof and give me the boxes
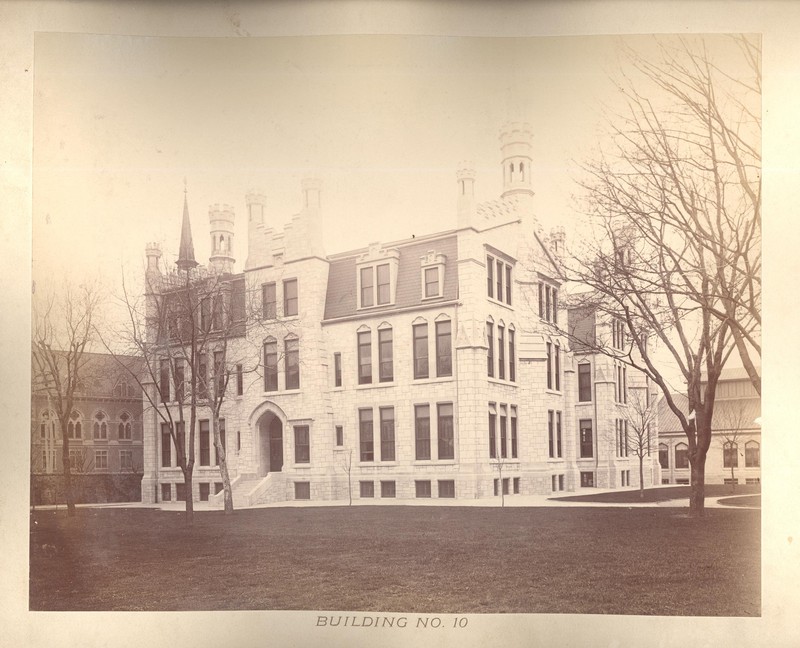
[323,233,458,320]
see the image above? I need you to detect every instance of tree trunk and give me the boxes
[212,417,234,514]
[182,466,194,525]
[60,433,76,516]
[639,455,645,499]
[689,453,706,517]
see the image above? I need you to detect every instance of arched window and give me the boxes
[118,411,133,440]
[658,443,669,469]
[674,443,689,469]
[520,161,525,182]
[93,411,108,440]
[745,441,760,468]
[40,411,57,474]
[67,411,83,440]
[723,441,739,468]
[509,162,515,181]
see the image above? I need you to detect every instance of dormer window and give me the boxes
[420,250,446,300]
[357,244,400,309]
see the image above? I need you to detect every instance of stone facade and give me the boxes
[140,123,660,506]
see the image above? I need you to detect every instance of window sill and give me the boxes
[544,389,563,397]
[356,381,396,390]
[413,460,457,465]
[412,375,454,385]
[292,464,312,470]
[421,293,444,301]
[488,377,517,387]
[488,297,514,311]
[546,457,565,462]
[263,388,301,396]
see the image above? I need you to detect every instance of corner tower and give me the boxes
[499,122,534,200]
[209,203,235,274]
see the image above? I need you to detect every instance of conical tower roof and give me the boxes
[176,189,198,272]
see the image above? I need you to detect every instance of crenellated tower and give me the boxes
[500,122,534,203]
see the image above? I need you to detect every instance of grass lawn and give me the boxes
[550,483,761,504]
[30,506,759,615]
[718,494,761,508]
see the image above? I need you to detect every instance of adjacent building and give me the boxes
[657,367,761,485]
[31,352,145,505]
[140,123,661,506]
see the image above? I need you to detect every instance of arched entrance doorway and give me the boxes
[258,413,283,476]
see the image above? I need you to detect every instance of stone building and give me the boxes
[140,123,660,506]
[657,367,761,486]
[31,352,145,505]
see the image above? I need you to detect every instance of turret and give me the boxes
[209,203,235,274]
[300,177,324,258]
[456,161,476,230]
[499,122,534,201]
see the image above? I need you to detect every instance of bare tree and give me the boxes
[623,387,659,499]
[338,449,353,506]
[31,281,102,516]
[715,399,751,492]
[493,457,507,507]
[567,35,760,517]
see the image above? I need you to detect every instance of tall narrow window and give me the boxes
[424,267,440,298]
[622,367,627,403]
[360,267,374,308]
[508,329,516,382]
[334,352,342,387]
[199,420,210,466]
[376,264,390,305]
[236,364,243,396]
[285,337,299,389]
[498,326,505,380]
[212,295,223,330]
[174,359,185,402]
[579,419,593,458]
[175,422,186,465]
[161,423,171,468]
[264,340,278,392]
[578,363,591,402]
[93,412,108,440]
[554,344,561,391]
[538,283,544,317]
[745,441,760,468]
[556,411,563,458]
[358,331,372,385]
[505,265,512,304]
[487,322,494,378]
[294,425,310,463]
[545,286,551,322]
[200,297,211,331]
[659,443,669,469]
[283,279,298,317]
[496,259,503,302]
[359,409,374,462]
[548,410,555,458]
[413,323,429,379]
[552,288,558,324]
[546,342,553,389]
[379,407,395,461]
[487,255,494,298]
[437,403,454,460]
[675,443,689,469]
[197,354,207,399]
[160,359,170,403]
[510,407,518,458]
[489,409,497,459]
[378,328,393,382]
[335,425,344,447]
[499,406,508,459]
[415,404,431,460]
[262,282,276,319]
[435,320,452,377]
[214,350,224,396]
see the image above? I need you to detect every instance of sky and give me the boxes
[31,32,754,388]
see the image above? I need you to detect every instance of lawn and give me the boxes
[30,506,760,615]
[550,483,761,504]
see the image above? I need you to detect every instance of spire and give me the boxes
[176,185,198,272]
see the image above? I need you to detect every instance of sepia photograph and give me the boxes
[3,2,799,647]
[29,29,761,616]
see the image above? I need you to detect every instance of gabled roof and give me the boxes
[324,234,458,320]
[657,392,761,435]
[32,351,145,402]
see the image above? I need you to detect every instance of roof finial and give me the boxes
[183,176,187,195]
